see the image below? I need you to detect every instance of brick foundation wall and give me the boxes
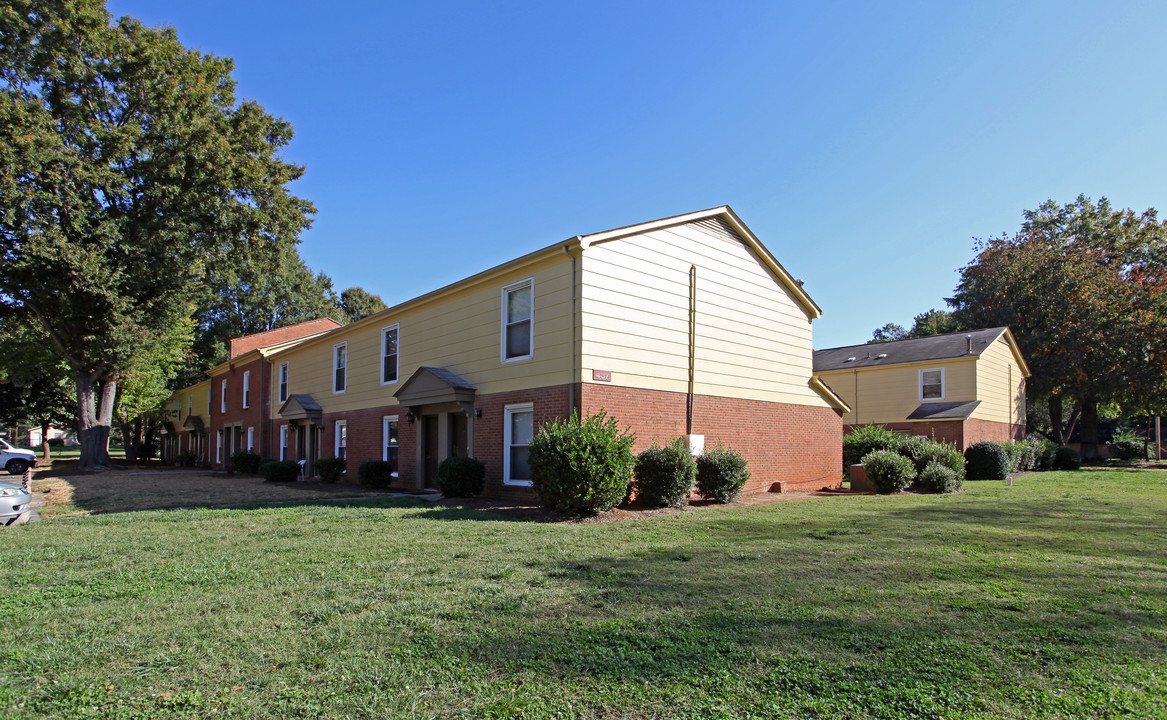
[845,418,1024,452]
[964,418,1025,445]
[581,383,843,493]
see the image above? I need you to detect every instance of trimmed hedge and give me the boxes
[634,438,697,508]
[861,449,916,493]
[695,448,750,503]
[263,460,300,482]
[314,456,346,483]
[910,440,965,476]
[916,462,962,493]
[965,441,1010,480]
[1052,446,1081,470]
[230,451,262,474]
[437,456,486,497]
[843,425,904,469]
[358,460,394,488]
[1108,440,1146,461]
[528,412,636,515]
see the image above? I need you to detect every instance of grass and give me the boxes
[31,467,383,519]
[0,468,1164,718]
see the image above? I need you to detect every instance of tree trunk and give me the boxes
[121,416,142,462]
[40,420,51,462]
[76,372,116,471]
[1078,396,1100,460]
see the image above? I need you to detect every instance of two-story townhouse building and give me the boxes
[268,206,848,496]
[160,380,211,464]
[812,327,1029,449]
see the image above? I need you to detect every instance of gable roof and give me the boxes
[813,327,1026,373]
[394,367,477,407]
[267,206,822,360]
[229,318,343,359]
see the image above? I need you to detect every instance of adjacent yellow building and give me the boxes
[813,327,1029,449]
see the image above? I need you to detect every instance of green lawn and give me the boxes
[1,469,1164,719]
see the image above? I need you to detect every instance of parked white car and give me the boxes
[0,480,31,525]
[0,439,37,475]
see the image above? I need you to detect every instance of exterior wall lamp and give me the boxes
[405,411,415,425]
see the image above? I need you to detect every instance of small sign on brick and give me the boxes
[592,370,611,382]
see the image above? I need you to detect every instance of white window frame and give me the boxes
[382,415,399,477]
[278,362,289,404]
[246,426,255,452]
[380,324,400,386]
[333,342,348,394]
[919,367,946,401]
[216,429,223,463]
[188,396,193,418]
[503,402,534,486]
[220,380,227,413]
[242,371,251,409]
[335,420,347,459]
[280,425,289,461]
[500,278,534,363]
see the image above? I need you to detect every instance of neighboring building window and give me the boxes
[220,380,227,413]
[246,427,254,452]
[920,368,945,400]
[501,279,533,362]
[216,429,223,463]
[333,342,347,393]
[504,402,534,485]
[335,420,347,460]
[381,324,399,385]
[383,415,399,476]
[278,362,289,403]
[188,396,193,418]
[280,425,289,461]
[243,371,251,409]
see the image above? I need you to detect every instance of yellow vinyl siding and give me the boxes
[818,359,977,425]
[580,221,828,407]
[971,337,1026,424]
[270,256,574,417]
[165,381,210,423]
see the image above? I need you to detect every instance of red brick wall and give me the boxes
[845,418,1024,452]
[209,356,273,468]
[581,383,843,493]
[965,418,1025,445]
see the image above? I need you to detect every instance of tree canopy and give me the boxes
[338,286,388,323]
[869,309,965,344]
[0,1,313,468]
[950,195,1167,453]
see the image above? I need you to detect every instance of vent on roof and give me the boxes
[844,356,856,363]
[876,353,887,359]
[966,335,973,354]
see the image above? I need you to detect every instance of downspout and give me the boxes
[853,369,859,426]
[687,265,697,435]
[564,242,579,417]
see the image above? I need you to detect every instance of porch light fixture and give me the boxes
[474,407,482,418]
[405,411,415,425]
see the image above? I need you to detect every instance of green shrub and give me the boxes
[860,449,916,493]
[695,447,751,503]
[908,438,965,477]
[358,460,394,488]
[843,425,905,468]
[263,460,300,482]
[437,455,486,497]
[1029,438,1059,470]
[916,461,962,493]
[176,451,198,467]
[997,442,1026,473]
[1108,439,1145,461]
[1052,446,1082,470]
[1015,439,1045,471]
[528,412,636,515]
[314,456,346,483]
[634,438,697,508]
[965,441,1010,480]
[230,451,262,474]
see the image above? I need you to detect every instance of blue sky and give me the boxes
[108,1,1167,349]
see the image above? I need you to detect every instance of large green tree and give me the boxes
[869,309,965,344]
[0,1,313,469]
[951,196,1167,456]
[338,286,387,323]
[0,315,75,461]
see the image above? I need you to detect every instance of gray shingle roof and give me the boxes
[813,327,1008,373]
[906,400,982,420]
[418,367,477,391]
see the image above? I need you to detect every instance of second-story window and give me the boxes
[501,279,533,362]
[278,362,289,403]
[920,368,945,400]
[381,324,399,384]
[334,342,347,393]
[243,370,251,409]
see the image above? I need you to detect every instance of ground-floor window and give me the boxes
[383,415,399,477]
[216,429,223,464]
[280,425,289,461]
[504,402,533,486]
[335,420,347,460]
[247,427,255,453]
